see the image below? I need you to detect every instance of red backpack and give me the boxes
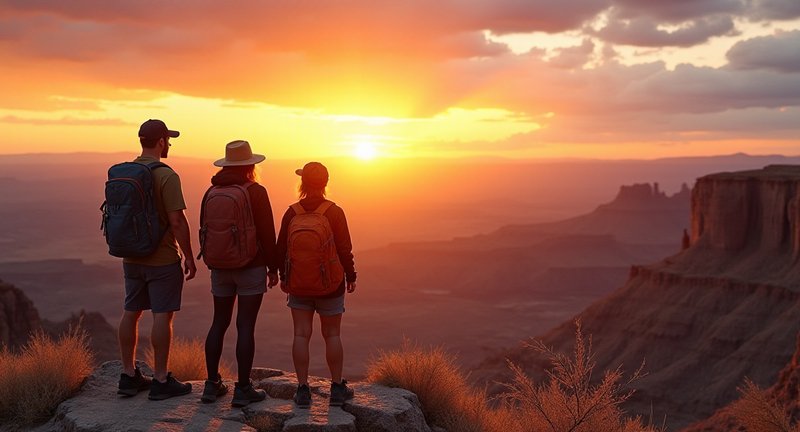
[197,182,259,269]
[286,200,344,296]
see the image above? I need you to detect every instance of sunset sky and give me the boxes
[0,0,798,160]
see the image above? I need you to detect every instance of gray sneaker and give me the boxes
[201,374,228,403]
[294,384,311,408]
[231,380,267,407]
[329,379,354,407]
[148,373,192,400]
[118,367,151,397]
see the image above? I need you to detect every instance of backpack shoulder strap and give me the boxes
[290,202,306,215]
[313,200,334,215]
[145,161,170,171]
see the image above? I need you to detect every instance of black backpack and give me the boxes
[100,161,169,257]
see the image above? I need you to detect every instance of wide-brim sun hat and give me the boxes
[213,140,266,167]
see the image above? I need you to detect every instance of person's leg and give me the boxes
[118,310,143,376]
[146,262,184,383]
[235,293,264,384]
[205,295,235,381]
[151,311,174,383]
[291,308,315,385]
[319,313,343,383]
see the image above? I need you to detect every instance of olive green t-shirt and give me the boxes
[122,156,186,266]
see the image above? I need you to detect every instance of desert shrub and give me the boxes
[502,321,662,432]
[366,339,513,432]
[144,337,233,382]
[728,379,799,432]
[0,327,94,427]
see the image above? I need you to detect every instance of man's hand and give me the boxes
[184,257,196,281]
[346,281,356,293]
[267,272,278,289]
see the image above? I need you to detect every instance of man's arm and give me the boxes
[167,209,196,281]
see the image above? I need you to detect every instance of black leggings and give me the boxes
[204,293,264,384]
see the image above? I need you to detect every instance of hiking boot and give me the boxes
[293,384,311,408]
[231,380,267,407]
[117,367,151,397]
[201,374,228,403]
[148,373,192,400]
[329,379,354,407]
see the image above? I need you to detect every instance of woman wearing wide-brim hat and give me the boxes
[198,140,280,407]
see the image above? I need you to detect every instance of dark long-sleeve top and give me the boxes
[205,170,279,272]
[276,196,356,298]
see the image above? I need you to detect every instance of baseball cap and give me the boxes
[295,162,329,187]
[138,119,180,140]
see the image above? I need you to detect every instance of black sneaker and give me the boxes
[293,384,311,408]
[329,379,354,407]
[201,374,228,403]
[148,373,192,400]
[118,367,151,397]
[231,380,267,407]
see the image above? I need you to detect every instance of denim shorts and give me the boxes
[123,262,183,313]
[287,294,345,316]
[210,266,267,297]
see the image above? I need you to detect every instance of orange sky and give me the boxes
[0,1,798,161]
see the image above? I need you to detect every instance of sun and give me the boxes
[353,141,379,160]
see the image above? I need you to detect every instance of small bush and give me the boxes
[729,379,799,432]
[0,327,94,427]
[144,337,233,382]
[502,321,662,432]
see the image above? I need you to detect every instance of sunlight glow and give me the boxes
[353,141,379,160]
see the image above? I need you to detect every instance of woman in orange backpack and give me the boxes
[199,140,279,407]
[276,161,357,408]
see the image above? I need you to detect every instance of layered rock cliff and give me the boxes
[478,165,800,430]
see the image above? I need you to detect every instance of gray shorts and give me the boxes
[211,266,267,297]
[287,294,345,316]
[123,262,183,313]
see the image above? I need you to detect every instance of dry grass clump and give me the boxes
[144,337,233,382]
[502,322,662,432]
[728,379,799,432]
[0,327,94,427]
[367,323,662,432]
[366,339,514,432]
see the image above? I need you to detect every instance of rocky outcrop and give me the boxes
[37,361,431,432]
[477,165,800,431]
[0,278,41,349]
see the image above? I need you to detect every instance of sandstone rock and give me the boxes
[38,361,431,432]
[476,165,800,430]
[0,278,42,349]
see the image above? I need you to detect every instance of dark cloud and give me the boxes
[727,30,800,73]
[750,0,800,20]
[595,15,737,47]
[610,0,746,22]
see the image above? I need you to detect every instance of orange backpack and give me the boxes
[197,182,259,269]
[286,200,344,296]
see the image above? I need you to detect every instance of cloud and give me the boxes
[727,30,800,73]
[0,115,134,126]
[749,0,800,20]
[548,39,595,69]
[610,0,746,22]
[594,15,737,47]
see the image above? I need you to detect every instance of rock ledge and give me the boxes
[36,361,431,432]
